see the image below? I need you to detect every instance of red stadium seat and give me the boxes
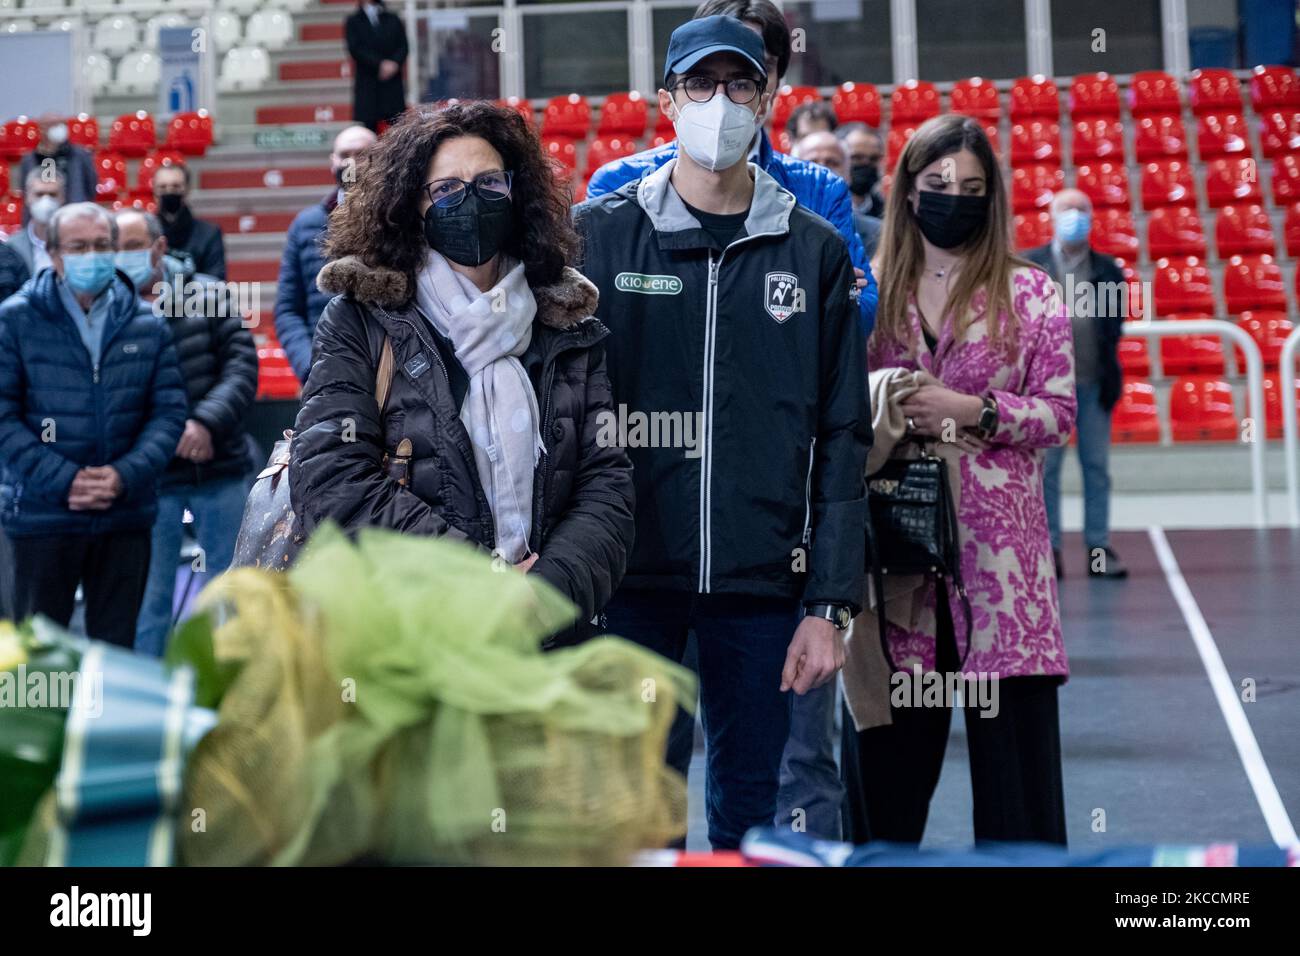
[496,97,534,125]
[572,178,587,204]
[980,120,1001,158]
[1223,253,1287,313]
[1169,376,1238,441]
[950,77,1001,120]
[0,118,40,160]
[1195,111,1250,159]
[93,151,128,201]
[0,196,21,235]
[67,113,99,149]
[1111,380,1161,443]
[1205,156,1264,207]
[831,81,882,127]
[1009,75,1060,119]
[164,110,214,156]
[1160,312,1226,376]
[1189,68,1243,115]
[1009,119,1060,166]
[1134,114,1188,161]
[584,135,637,177]
[1116,338,1152,379]
[1011,163,1064,212]
[1257,110,1300,158]
[1128,71,1182,116]
[1215,203,1275,257]
[886,122,920,170]
[256,348,301,401]
[1014,210,1053,251]
[1068,72,1121,118]
[108,111,156,158]
[648,132,674,149]
[890,80,940,123]
[1147,206,1207,259]
[541,136,578,173]
[1140,159,1196,209]
[1091,207,1138,259]
[771,85,820,134]
[1249,65,1300,112]
[1235,311,1294,370]
[597,91,648,137]
[1071,117,1124,163]
[111,195,158,215]
[1262,372,1300,438]
[1114,257,1153,321]
[1272,154,1300,204]
[1285,202,1300,256]
[772,129,793,154]
[541,94,591,140]
[1154,256,1214,315]
[1075,161,1131,209]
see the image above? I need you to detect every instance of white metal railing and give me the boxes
[1282,324,1300,527]
[1124,319,1269,527]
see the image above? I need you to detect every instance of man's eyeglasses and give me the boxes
[423,170,514,209]
[59,241,114,254]
[670,74,764,105]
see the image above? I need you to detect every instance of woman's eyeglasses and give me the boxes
[423,170,514,209]
[670,75,763,105]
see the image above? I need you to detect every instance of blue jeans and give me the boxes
[135,477,249,657]
[603,589,798,850]
[1043,381,1112,552]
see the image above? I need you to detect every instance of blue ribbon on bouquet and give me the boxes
[44,641,217,867]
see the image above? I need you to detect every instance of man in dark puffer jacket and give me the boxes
[0,203,187,647]
[116,210,258,656]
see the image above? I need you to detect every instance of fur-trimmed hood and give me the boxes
[317,255,599,330]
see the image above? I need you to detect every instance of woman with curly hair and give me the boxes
[288,101,635,642]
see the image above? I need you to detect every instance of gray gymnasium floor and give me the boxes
[683,527,1300,853]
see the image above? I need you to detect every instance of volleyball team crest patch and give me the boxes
[765,272,800,323]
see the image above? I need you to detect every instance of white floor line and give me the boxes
[1147,525,1299,848]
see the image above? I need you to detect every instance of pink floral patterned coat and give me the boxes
[867,265,1077,679]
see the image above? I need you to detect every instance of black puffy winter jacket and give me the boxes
[152,260,258,489]
[288,255,635,632]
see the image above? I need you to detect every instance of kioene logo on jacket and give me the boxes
[615,272,682,295]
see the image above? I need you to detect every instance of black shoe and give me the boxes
[1087,546,1128,579]
[1052,548,1063,579]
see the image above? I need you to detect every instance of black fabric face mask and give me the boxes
[422,192,513,267]
[913,189,990,249]
[849,163,879,197]
[158,193,185,216]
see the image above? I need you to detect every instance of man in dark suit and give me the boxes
[346,1,408,133]
[153,163,226,280]
[793,130,881,258]
[1025,188,1128,579]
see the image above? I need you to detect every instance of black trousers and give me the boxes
[10,530,152,649]
[842,585,1067,846]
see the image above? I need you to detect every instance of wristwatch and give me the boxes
[804,603,853,631]
[976,395,999,439]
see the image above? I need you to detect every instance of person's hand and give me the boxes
[176,419,214,463]
[378,59,400,81]
[67,467,120,510]
[780,615,845,696]
[898,385,984,441]
[513,553,538,573]
[853,266,867,291]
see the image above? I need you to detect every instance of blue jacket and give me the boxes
[586,130,878,335]
[0,269,188,537]
[274,193,337,382]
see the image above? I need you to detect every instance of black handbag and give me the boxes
[864,447,973,672]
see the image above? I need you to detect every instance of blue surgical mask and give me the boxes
[1054,207,1091,246]
[61,252,117,296]
[115,250,155,292]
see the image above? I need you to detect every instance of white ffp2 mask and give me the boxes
[672,95,757,172]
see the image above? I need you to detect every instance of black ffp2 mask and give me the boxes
[422,192,513,267]
[849,163,878,197]
[913,189,990,249]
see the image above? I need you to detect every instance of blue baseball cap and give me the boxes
[663,15,768,87]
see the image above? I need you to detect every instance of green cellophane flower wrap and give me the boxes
[177,524,694,866]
